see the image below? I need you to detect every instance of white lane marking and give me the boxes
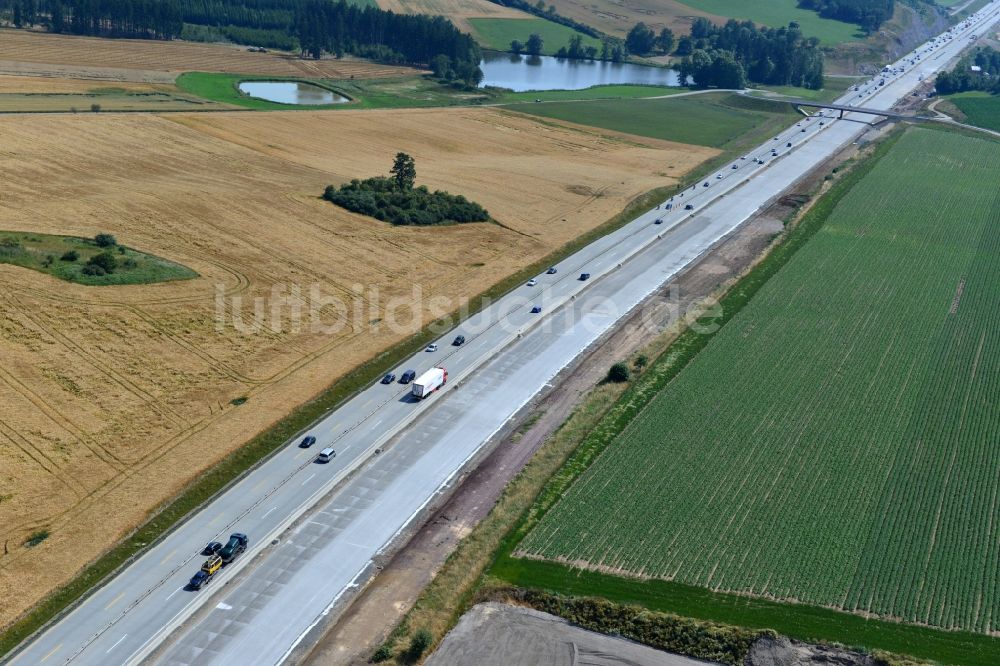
[158,548,177,565]
[105,634,127,653]
[301,473,316,486]
[217,602,233,610]
[165,586,183,601]
[261,506,277,520]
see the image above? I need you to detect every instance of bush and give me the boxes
[87,251,118,273]
[24,530,50,548]
[90,103,101,113]
[634,354,648,370]
[406,629,432,661]
[81,264,106,276]
[94,233,117,247]
[0,237,22,256]
[60,250,80,262]
[369,643,394,662]
[607,362,631,383]
[123,258,138,268]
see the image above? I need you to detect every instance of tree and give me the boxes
[657,27,675,54]
[510,39,524,55]
[626,22,657,56]
[526,33,544,56]
[430,54,453,80]
[675,36,693,56]
[94,233,117,247]
[607,362,630,383]
[390,153,416,190]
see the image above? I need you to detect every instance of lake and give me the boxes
[479,52,681,92]
[238,81,349,105]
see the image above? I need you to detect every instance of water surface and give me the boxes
[479,52,681,92]
[238,81,349,105]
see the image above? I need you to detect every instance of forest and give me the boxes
[798,0,895,32]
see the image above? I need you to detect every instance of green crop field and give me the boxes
[468,17,602,55]
[516,127,1000,635]
[506,92,796,149]
[675,0,864,45]
[949,91,1000,132]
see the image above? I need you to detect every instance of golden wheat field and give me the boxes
[0,107,716,627]
[0,28,416,82]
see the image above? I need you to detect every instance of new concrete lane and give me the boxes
[7,5,998,665]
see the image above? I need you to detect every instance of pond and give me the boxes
[479,52,681,92]
[237,81,349,105]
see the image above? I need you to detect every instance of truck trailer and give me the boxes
[411,367,447,398]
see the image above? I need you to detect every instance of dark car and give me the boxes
[298,435,316,449]
[399,369,416,384]
[684,203,694,210]
[219,533,248,563]
[202,541,222,556]
[786,142,792,147]
[188,570,213,591]
[654,218,664,225]
[579,273,591,280]
[546,267,557,274]
[453,335,465,346]
[381,373,396,384]
[702,182,709,187]
[531,305,542,313]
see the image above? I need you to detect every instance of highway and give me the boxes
[6,4,1000,664]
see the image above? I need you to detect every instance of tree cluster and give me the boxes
[678,18,824,90]
[323,153,489,227]
[42,0,183,39]
[798,0,894,33]
[936,46,1000,94]
[294,0,482,84]
[625,22,673,57]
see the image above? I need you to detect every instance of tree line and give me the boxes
[294,0,482,83]
[677,18,824,90]
[798,0,894,33]
[936,46,1000,94]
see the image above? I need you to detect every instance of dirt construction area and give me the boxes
[0,106,715,630]
[0,29,415,83]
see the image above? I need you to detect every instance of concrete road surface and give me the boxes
[6,4,999,665]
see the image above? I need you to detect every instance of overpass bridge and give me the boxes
[777,98,930,121]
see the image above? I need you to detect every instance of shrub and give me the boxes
[369,643,394,662]
[60,250,80,262]
[94,233,117,247]
[43,254,55,267]
[634,354,649,370]
[87,251,118,273]
[406,629,432,661]
[81,264,106,276]
[90,103,101,113]
[24,530,50,548]
[607,362,630,383]
[123,258,138,268]
[0,237,22,256]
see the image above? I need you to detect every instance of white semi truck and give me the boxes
[411,367,447,398]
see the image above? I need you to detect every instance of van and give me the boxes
[317,447,336,463]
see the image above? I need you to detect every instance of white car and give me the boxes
[425,344,438,352]
[526,279,537,287]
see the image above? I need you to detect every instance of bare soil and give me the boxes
[0,107,713,630]
[541,0,725,38]
[0,29,416,82]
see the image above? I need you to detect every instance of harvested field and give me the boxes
[0,107,715,629]
[0,29,415,82]
[376,0,530,33]
[540,0,724,38]
[0,75,162,93]
[517,128,1000,634]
